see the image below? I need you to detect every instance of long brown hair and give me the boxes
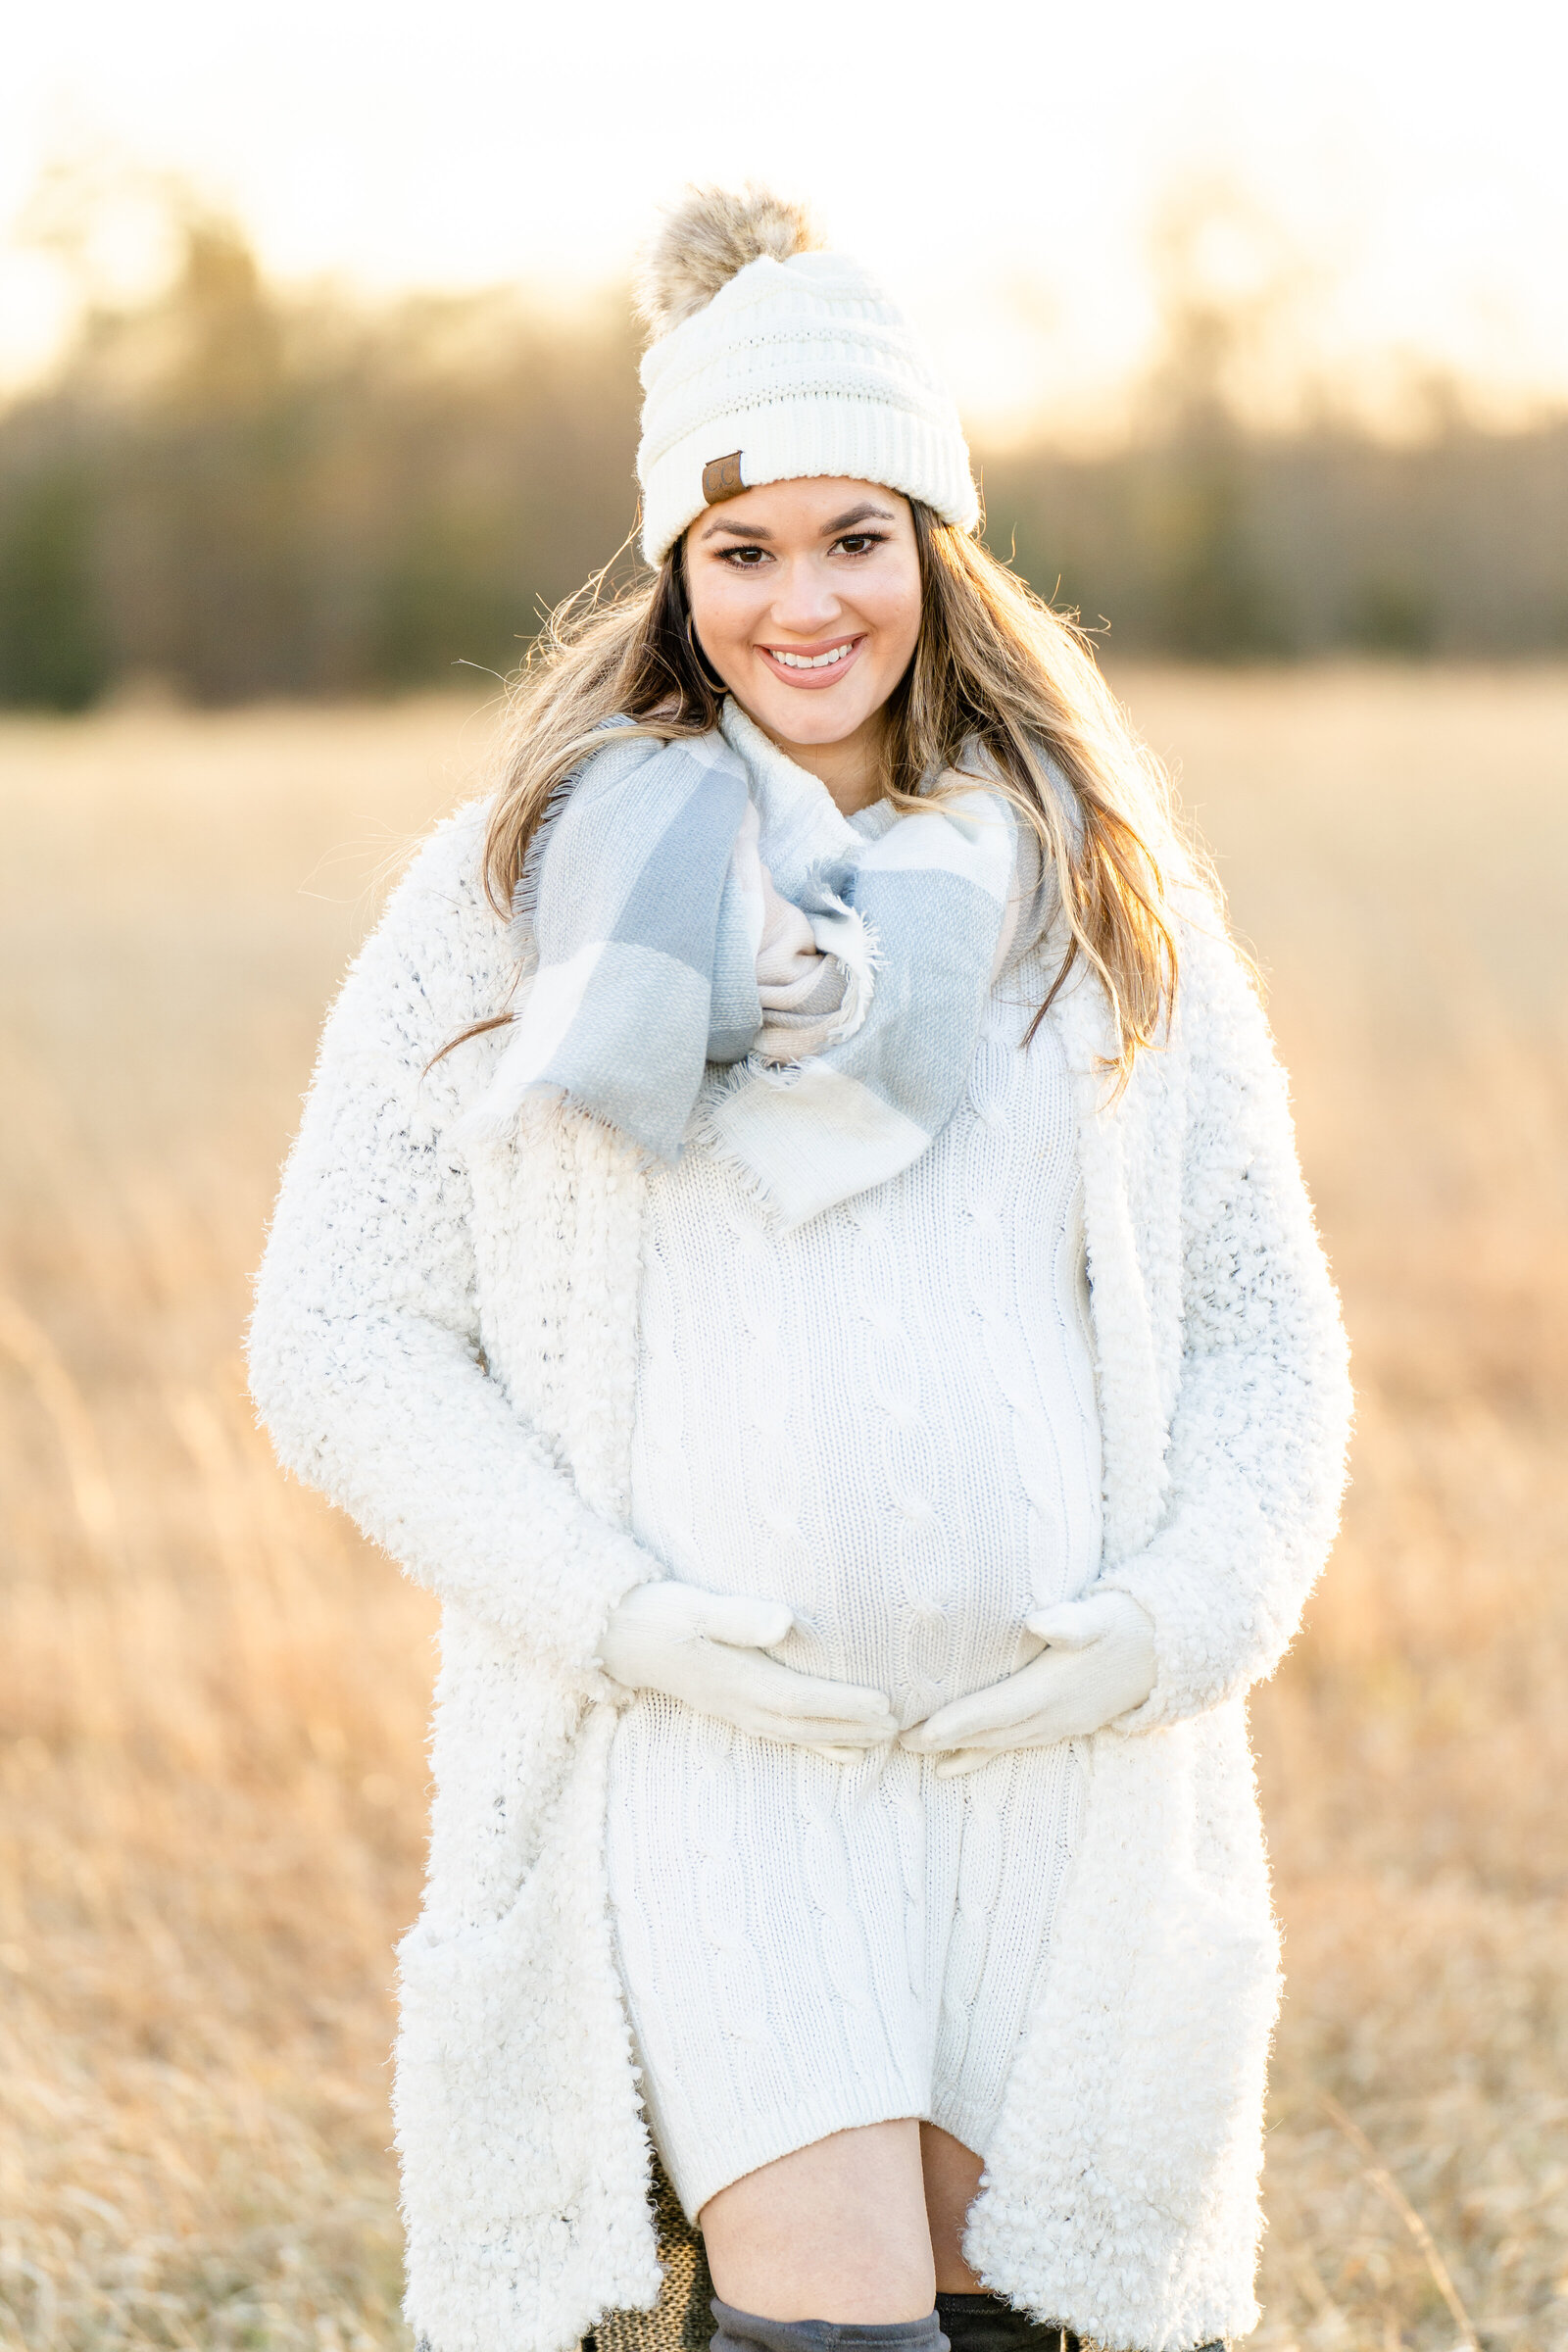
[462,505,1200,1081]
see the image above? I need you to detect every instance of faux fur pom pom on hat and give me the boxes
[633,183,821,336]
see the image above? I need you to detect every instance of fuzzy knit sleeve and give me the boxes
[247,802,660,1682]
[1099,917,1353,1728]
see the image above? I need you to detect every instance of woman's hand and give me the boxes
[900,1592,1156,1777]
[599,1581,899,1758]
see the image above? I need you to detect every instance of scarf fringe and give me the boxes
[684,1057,801,1227]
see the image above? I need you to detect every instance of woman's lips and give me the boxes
[756,635,865,690]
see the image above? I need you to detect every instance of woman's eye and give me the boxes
[721,546,770,566]
[834,533,887,557]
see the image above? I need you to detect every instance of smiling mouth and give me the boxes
[759,636,862,677]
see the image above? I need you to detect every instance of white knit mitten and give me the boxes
[599,1581,899,1757]
[900,1592,1156,1777]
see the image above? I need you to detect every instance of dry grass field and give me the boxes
[1,669,1564,2352]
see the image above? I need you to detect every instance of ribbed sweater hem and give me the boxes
[657,2064,933,2223]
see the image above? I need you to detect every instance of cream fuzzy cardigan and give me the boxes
[248,795,1351,2352]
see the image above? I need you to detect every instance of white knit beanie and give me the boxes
[634,186,979,566]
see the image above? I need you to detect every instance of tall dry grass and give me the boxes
[1,672,1564,2352]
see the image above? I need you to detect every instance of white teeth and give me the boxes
[769,642,854,669]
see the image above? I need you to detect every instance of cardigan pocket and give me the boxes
[395,1697,657,2275]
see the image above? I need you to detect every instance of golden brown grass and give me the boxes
[1,671,1564,2352]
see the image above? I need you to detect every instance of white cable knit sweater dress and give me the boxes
[608,939,1102,2218]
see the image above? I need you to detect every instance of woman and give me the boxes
[250,187,1350,2352]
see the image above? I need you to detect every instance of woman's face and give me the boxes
[683,477,922,755]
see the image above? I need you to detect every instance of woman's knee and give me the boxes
[700,2122,937,2323]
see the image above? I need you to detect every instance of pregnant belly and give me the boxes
[629,1279,1104,1723]
[635,1483,1102,1728]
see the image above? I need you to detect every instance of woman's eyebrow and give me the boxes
[824,503,897,530]
[698,502,898,544]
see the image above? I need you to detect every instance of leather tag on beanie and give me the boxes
[702,452,745,503]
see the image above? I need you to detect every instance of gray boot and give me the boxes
[710,2298,948,2352]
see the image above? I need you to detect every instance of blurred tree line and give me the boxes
[1,182,1565,708]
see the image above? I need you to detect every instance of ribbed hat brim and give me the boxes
[641,396,980,564]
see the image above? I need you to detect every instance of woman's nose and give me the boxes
[767,558,841,634]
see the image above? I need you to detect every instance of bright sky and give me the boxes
[4,0,1567,435]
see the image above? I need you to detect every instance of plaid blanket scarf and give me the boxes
[463,699,1020,1228]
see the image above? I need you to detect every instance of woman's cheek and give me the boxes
[697,581,755,657]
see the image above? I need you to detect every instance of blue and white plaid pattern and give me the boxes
[465,711,1017,1228]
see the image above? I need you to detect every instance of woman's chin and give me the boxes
[743,674,880,751]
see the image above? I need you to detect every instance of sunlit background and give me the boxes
[8,0,1568,423]
[2,9,1566,2352]
[3,0,1568,703]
